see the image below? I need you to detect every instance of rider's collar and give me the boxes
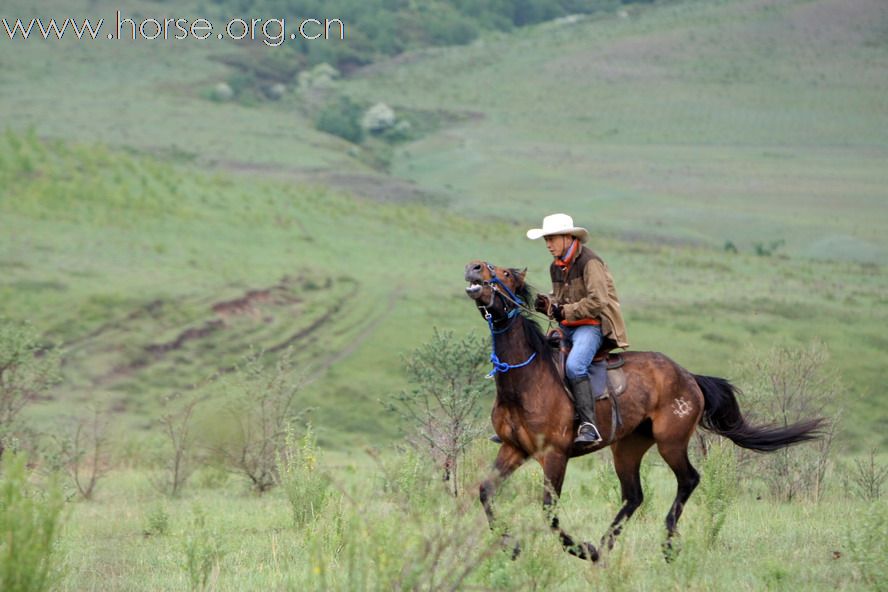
[554,239,579,269]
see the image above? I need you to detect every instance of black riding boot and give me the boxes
[570,375,603,444]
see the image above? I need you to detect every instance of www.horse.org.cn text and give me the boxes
[2,12,346,47]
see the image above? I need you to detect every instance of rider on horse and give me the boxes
[527,213,629,445]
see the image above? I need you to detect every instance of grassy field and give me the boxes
[24,442,884,591]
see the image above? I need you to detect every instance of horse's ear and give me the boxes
[514,267,527,287]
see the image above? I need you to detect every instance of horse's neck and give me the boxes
[493,318,533,356]
[493,317,541,399]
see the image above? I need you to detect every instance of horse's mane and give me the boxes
[509,272,554,367]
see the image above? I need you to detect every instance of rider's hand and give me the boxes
[534,294,550,314]
[551,304,565,322]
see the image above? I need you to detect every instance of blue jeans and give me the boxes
[562,324,603,381]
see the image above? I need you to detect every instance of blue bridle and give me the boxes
[479,263,537,377]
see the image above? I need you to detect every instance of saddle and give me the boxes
[547,328,627,446]
[546,329,627,400]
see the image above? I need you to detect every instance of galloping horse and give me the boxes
[464,260,823,561]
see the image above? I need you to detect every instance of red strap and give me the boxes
[560,318,601,327]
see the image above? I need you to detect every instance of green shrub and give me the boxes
[845,502,888,589]
[698,439,738,546]
[0,453,65,592]
[277,423,330,527]
[143,503,170,537]
[735,341,840,502]
[182,506,226,592]
[388,328,492,496]
[315,97,365,144]
[849,449,888,501]
[0,319,61,453]
[206,347,306,493]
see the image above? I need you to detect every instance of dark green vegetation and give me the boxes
[1,0,886,587]
[205,0,629,75]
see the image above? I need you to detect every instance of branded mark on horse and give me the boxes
[464,260,823,561]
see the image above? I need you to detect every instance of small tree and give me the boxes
[849,449,888,502]
[735,341,840,502]
[152,393,202,497]
[209,347,305,493]
[66,406,112,500]
[0,319,60,456]
[389,328,493,496]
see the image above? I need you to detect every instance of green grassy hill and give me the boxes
[2,0,886,450]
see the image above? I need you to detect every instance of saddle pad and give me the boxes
[606,367,626,398]
[552,348,626,399]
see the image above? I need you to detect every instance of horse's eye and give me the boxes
[504,271,511,277]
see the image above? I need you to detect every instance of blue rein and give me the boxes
[483,269,537,377]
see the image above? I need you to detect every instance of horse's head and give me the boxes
[464,260,528,321]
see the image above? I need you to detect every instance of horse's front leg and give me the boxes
[480,444,526,558]
[541,450,599,561]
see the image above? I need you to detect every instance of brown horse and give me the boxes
[464,260,823,561]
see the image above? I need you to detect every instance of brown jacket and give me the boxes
[550,246,629,349]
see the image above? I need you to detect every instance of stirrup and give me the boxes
[574,422,602,444]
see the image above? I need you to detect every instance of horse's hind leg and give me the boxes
[656,440,700,560]
[601,434,655,552]
[480,444,526,558]
[541,450,599,561]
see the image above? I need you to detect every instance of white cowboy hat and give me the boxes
[526,213,589,243]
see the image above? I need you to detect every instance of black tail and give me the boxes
[693,374,824,452]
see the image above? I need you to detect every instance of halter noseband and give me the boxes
[478,263,525,320]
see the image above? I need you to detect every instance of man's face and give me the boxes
[545,234,572,258]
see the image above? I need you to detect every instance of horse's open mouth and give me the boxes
[465,282,483,299]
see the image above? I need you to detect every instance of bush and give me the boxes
[315,96,365,144]
[152,393,201,498]
[182,506,226,592]
[361,102,396,134]
[63,407,112,501]
[848,449,888,502]
[0,319,60,456]
[845,502,888,590]
[734,341,840,502]
[698,440,738,546]
[753,239,785,256]
[0,453,65,592]
[143,503,170,537]
[276,423,330,527]
[208,347,306,493]
[304,475,502,590]
[387,328,493,495]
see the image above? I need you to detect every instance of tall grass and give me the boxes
[698,440,738,547]
[181,506,226,592]
[0,453,65,592]
[277,423,330,527]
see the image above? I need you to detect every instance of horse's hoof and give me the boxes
[569,541,599,562]
[662,538,682,563]
[502,534,521,560]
